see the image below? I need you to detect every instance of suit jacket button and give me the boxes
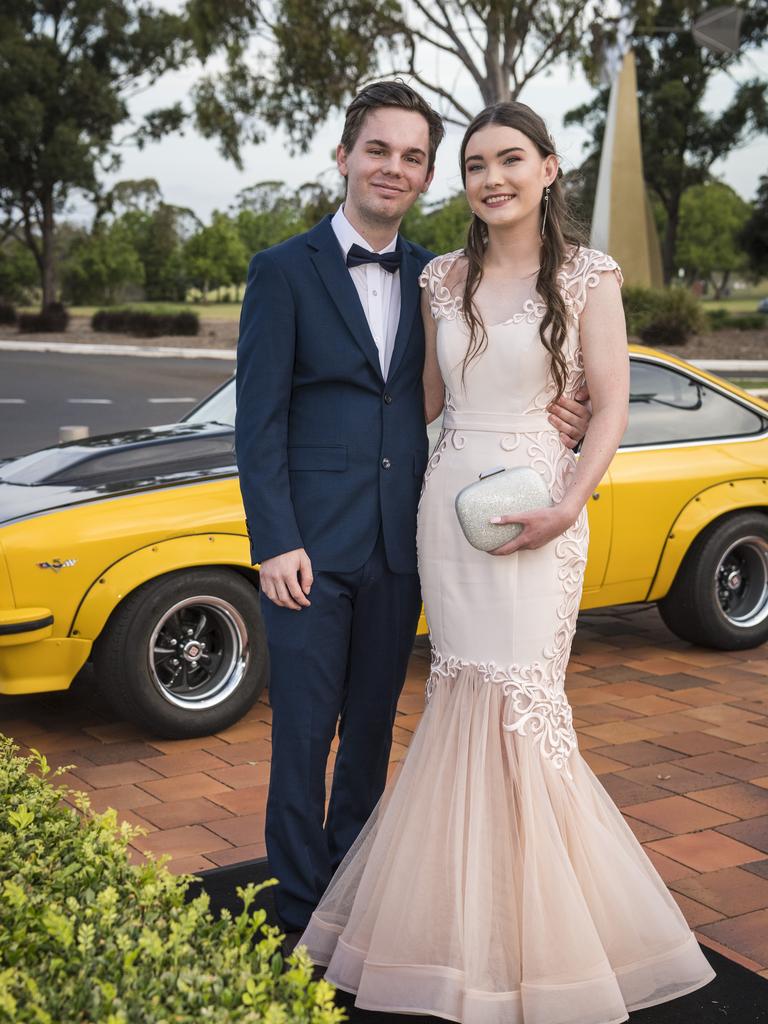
[381,457,391,469]
[383,393,393,404]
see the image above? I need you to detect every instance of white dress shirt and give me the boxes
[331,205,401,379]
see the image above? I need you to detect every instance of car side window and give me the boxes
[621,360,767,448]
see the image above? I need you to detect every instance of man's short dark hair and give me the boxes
[340,81,445,170]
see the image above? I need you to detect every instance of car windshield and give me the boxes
[184,379,236,427]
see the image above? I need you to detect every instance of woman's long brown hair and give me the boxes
[459,102,586,398]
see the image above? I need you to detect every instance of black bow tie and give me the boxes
[346,243,402,274]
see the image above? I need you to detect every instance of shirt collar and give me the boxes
[331,205,398,257]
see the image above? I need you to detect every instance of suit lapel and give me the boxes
[386,240,420,383]
[307,217,383,380]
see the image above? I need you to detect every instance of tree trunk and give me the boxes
[661,204,679,287]
[41,190,56,309]
[713,269,731,300]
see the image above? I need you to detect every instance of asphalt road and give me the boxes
[0,350,233,458]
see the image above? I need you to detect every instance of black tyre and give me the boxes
[93,568,268,737]
[658,511,768,650]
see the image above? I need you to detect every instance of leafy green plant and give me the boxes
[622,286,705,346]
[705,310,767,331]
[0,302,17,325]
[91,309,199,337]
[17,302,70,333]
[0,736,346,1023]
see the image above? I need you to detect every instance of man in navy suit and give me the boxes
[235,82,588,939]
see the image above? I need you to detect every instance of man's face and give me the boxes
[337,107,435,232]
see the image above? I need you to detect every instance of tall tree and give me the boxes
[675,181,751,296]
[186,0,601,162]
[98,180,200,300]
[402,193,472,253]
[0,241,38,304]
[184,212,248,300]
[565,0,767,283]
[0,1,189,308]
[61,221,145,304]
[740,174,768,280]
[231,179,342,254]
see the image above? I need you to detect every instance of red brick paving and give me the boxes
[4,604,768,981]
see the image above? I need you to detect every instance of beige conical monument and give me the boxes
[590,49,664,287]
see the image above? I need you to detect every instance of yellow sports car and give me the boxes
[1,346,766,737]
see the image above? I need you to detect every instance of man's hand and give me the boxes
[259,548,313,610]
[547,385,591,449]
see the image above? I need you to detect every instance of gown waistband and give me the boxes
[442,410,554,433]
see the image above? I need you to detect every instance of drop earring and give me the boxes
[540,186,551,238]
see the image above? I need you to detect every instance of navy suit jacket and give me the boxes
[235,215,434,575]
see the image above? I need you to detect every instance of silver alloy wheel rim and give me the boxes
[148,595,250,709]
[714,535,768,629]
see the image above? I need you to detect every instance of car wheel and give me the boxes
[658,511,768,650]
[93,568,268,737]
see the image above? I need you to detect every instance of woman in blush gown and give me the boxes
[299,102,716,1024]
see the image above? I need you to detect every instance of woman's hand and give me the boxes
[488,502,578,555]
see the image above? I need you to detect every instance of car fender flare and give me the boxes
[647,478,768,602]
[70,533,255,641]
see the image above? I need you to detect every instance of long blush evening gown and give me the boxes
[299,246,716,1024]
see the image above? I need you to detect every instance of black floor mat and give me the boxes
[188,859,768,1023]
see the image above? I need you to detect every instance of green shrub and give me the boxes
[0,302,16,326]
[622,286,705,346]
[0,736,346,1024]
[705,310,767,331]
[17,302,70,333]
[91,309,199,337]
[704,307,730,329]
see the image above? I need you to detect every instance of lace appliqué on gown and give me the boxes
[418,246,623,329]
[426,434,586,779]
[421,390,463,497]
[419,249,465,321]
[417,246,615,777]
[426,647,579,777]
[418,246,623,415]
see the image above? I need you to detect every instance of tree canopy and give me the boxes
[675,181,752,296]
[565,0,767,283]
[185,0,603,161]
[0,1,189,307]
[740,174,768,279]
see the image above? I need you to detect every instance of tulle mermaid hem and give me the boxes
[301,925,715,1024]
[298,666,716,1024]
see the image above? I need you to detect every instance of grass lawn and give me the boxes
[701,298,767,314]
[700,281,767,313]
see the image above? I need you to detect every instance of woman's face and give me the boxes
[463,124,557,232]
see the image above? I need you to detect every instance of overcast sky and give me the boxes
[70,31,767,226]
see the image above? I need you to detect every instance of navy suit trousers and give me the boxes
[263,531,422,931]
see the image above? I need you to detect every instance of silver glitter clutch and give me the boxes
[455,466,552,552]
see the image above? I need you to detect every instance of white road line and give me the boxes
[0,398,26,404]
[0,339,235,360]
[67,398,113,404]
[147,397,196,404]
